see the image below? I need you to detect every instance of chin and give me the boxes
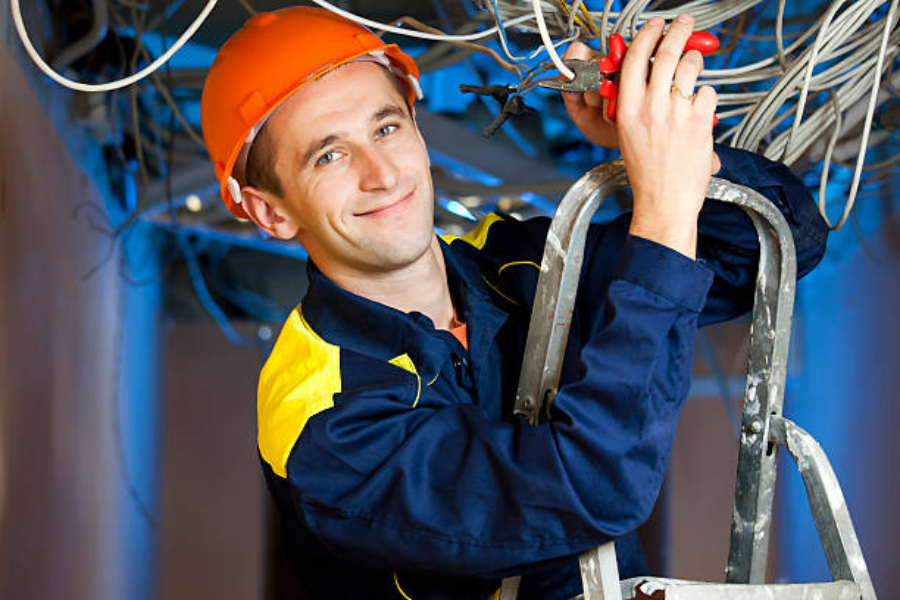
[365,231,435,271]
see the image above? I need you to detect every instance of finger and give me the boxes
[583,89,604,108]
[562,43,604,109]
[693,84,718,121]
[563,40,598,61]
[618,17,665,110]
[648,14,696,99]
[562,91,590,122]
[562,91,585,110]
[563,90,619,146]
[563,91,605,130]
[711,150,722,175]
[563,89,604,121]
[670,50,703,110]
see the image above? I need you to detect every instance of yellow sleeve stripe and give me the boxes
[394,572,413,600]
[389,353,421,407]
[498,260,540,274]
[258,306,341,478]
[481,276,521,306]
[440,212,504,250]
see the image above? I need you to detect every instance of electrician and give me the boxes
[200,7,827,599]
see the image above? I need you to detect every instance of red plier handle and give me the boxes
[539,31,720,123]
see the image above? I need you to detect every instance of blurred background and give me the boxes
[0,0,897,598]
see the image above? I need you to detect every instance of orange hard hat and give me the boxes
[200,6,421,219]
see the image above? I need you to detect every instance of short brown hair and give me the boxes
[245,121,283,196]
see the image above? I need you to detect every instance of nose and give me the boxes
[356,144,399,192]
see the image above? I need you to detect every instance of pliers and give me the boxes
[539,31,720,122]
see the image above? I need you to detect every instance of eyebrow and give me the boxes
[373,104,408,122]
[302,134,341,166]
[301,103,409,166]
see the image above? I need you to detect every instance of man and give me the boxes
[200,7,827,599]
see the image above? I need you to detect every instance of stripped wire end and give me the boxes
[459,83,536,138]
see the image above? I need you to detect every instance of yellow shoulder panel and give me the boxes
[258,306,341,478]
[388,353,417,375]
[440,212,504,250]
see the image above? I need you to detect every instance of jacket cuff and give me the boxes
[615,235,714,313]
[714,143,785,190]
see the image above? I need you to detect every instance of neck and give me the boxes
[322,236,456,330]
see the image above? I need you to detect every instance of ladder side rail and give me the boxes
[504,169,799,597]
[769,416,876,599]
[513,161,629,423]
[707,181,797,583]
[579,542,623,600]
[502,161,629,600]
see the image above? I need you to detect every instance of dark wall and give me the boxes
[157,321,268,599]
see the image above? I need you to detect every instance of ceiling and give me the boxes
[166,0,477,48]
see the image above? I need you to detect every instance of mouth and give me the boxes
[353,189,415,218]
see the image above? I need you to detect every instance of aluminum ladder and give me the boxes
[498,160,876,600]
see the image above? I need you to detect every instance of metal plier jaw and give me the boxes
[538,32,628,94]
[537,59,610,93]
[538,58,621,122]
[538,33,629,121]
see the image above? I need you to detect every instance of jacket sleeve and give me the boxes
[275,236,713,579]
[693,144,828,325]
[571,144,829,338]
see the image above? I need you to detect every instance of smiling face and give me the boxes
[243,61,435,281]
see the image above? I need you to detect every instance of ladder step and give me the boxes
[619,578,860,600]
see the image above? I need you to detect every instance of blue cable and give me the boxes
[489,0,526,66]
[177,233,251,346]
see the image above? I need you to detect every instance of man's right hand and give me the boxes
[615,14,718,260]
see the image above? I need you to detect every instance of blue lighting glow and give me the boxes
[439,197,479,221]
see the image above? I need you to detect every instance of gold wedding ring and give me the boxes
[671,83,694,100]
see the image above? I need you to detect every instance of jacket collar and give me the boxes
[300,237,507,382]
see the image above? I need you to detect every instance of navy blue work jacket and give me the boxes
[258,146,828,599]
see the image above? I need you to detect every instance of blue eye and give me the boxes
[376,124,398,138]
[316,151,340,166]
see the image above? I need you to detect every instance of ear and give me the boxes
[239,186,300,240]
